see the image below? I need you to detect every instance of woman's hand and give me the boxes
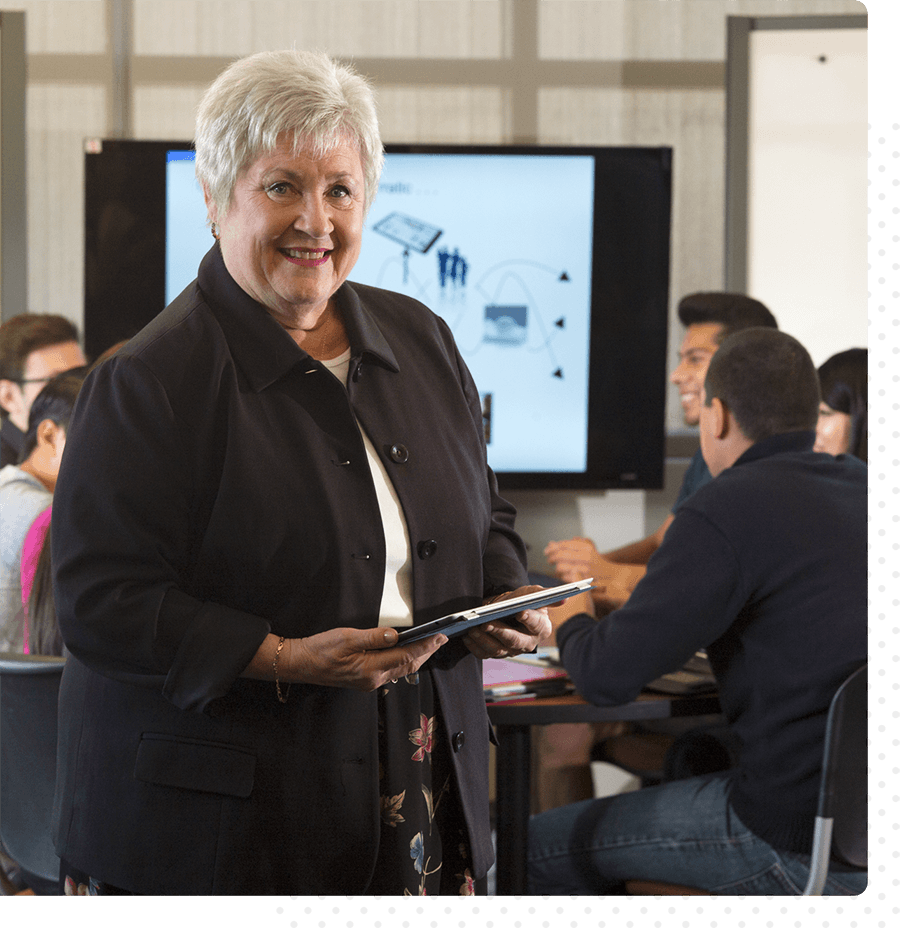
[290,627,448,690]
[462,585,554,660]
[246,628,447,693]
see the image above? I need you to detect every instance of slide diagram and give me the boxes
[351,152,595,473]
[363,213,577,380]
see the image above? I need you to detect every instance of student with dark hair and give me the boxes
[0,368,86,653]
[20,511,59,655]
[545,291,777,612]
[0,314,85,467]
[527,329,866,895]
[814,347,867,461]
[18,347,125,657]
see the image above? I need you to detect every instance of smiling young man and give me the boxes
[528,328,867,895]
[544,291,777,612]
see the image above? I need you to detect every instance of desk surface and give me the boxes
[487,690,721,726]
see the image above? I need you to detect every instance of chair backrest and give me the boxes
[0,653,65,885]
[818,662,867,869]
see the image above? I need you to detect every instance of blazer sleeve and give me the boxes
[52,355,270,712]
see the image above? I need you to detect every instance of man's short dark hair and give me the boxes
[0,313,81,380]
[678,292,778,343]
[704,328,819,444]
[0,314,81,421]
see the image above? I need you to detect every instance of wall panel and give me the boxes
[133,84,204,139]
[26,83,106,327]
[0,0,106,54]
[378,86,509,144]
[133,0,506,59]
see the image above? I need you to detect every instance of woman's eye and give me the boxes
[330,184,350,198]
[266,182,291,196]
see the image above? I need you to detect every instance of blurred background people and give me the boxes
[0,314,85,468]
[18,348,122,658]
[814,347,867,461]
[0,368,86,653]
[529,329,866,895]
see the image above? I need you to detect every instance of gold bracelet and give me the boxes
[273,636,290,704]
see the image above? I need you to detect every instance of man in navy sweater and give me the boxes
[544,291,777,613]
[527,328,866,895]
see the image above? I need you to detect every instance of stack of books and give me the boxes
[482,654,571,702]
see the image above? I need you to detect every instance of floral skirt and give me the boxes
[64,668,480,896]
[367,668,478,895]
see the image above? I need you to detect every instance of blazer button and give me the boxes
[452,731,466,753]
[417,539,437,560]
[389,443,409,463]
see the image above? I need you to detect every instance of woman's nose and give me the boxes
[294,199,333,239]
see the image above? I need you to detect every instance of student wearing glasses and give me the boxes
[0,314,85,468]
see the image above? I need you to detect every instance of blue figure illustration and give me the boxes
[438,247,450,288]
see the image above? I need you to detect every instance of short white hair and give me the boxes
[195,49,384,218]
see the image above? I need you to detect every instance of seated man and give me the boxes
[544,292,777,612]
[527,328,866,895]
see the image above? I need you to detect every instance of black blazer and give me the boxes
[51,245,528,894]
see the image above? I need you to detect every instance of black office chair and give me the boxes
[0,653,65,895]
[802,662,867,894]
[627,662,867,896]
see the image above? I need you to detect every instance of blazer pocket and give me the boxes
[134,733,256,798]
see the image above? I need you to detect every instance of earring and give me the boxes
[211,222,219,240]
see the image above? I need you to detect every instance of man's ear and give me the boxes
[0,378,22,417]
[711,396,729,440]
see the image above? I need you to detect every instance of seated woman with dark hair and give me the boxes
[0,368,86,653]
[814,347,867,461]
[20,509,60,655]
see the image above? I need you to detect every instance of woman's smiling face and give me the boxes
[209,136,366,331]
[814,401,853,456]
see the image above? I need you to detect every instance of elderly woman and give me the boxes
[52,49,549,896]
[813,347,867,461]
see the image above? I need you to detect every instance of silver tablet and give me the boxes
[395,578,593,645]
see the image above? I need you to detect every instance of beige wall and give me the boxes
[2,0,866,563]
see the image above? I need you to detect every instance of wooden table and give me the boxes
[487,690,722,895]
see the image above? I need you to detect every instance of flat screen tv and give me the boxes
[84,140,671,490]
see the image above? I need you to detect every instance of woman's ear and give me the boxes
[35,418,63,451]
[202,182,218,225]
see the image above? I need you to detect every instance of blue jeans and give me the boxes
[527,773,866,895]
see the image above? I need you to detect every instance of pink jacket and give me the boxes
[20,504,51,653]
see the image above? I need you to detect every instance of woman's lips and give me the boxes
[282,247,330,267]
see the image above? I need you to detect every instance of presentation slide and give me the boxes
[165,151,595,474]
